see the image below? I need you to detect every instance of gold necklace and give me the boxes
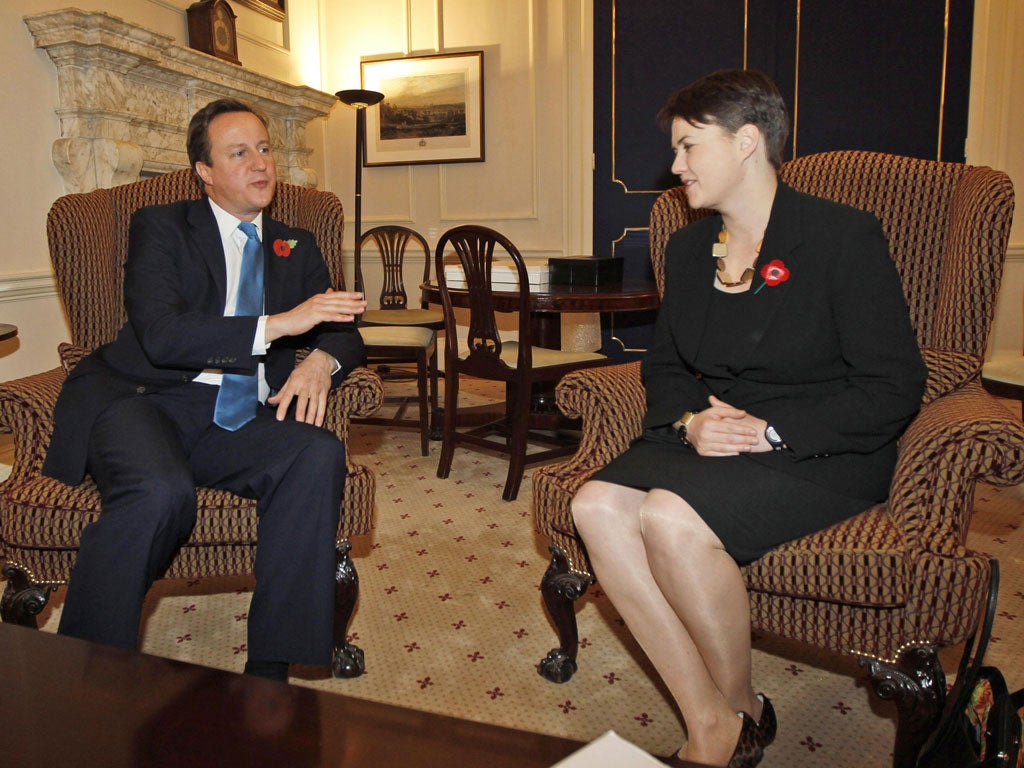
[712,226,763,287]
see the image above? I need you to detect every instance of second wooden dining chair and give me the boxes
[355,226,442,455]
[434,225,609,501]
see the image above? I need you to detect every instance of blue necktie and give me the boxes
[214,221,264,431]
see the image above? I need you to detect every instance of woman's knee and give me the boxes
[638,491,719,557]
[571,481,642,541]
[571,481,608,532]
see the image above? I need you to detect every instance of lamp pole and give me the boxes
[336,89,385,294]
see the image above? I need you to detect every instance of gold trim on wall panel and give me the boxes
[612,0,750,194]
[607,225,651,351]
[743,0,749,68]
[792,0,801,159]
[937,0,950,160]
[609,226,646,255]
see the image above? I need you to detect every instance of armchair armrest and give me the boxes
[324,366,385,441]
[553,361,645,479]
[888,380,1024,553]
[0,367,65,483]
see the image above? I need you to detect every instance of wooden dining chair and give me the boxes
[355,226,442,455]
[434,225,609,501]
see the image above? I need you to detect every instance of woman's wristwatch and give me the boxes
[675,411,699,446]
[765,424,787,451]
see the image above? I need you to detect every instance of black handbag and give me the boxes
[917,561,1024,767]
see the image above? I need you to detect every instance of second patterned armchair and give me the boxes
[532,151,1024,768]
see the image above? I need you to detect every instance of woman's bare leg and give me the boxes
[572,481,757,764]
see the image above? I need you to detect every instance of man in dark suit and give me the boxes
[43,98,367,681]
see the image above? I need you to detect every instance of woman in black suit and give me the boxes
[571,70,926,767]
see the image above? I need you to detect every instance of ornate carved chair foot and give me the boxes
[332,540,365,678]
[537,545,591,684]
[1,562,59,629]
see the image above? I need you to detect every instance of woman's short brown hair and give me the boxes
[657,69,790,171]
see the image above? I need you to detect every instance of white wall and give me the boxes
[969,0,1024,357]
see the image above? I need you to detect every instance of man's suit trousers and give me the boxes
[57,382,345,665]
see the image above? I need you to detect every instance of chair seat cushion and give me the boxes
[1,476,258,550]
[358,325,436,349]
[362,308,444,326]
[741,504,908,607]
[494,342,606,369]
[547,497,908,607]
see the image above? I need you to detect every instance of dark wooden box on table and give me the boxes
[548,256,624,287]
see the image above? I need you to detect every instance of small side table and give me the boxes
[982,350,1024,415]
[0,323,17,342]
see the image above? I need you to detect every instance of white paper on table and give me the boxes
[550,730,665,767]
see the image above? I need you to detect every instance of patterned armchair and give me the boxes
[533,151,1023,767]
[0,169,383,678]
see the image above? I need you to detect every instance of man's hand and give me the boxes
[265,289,366,344]
[685,395,766,456]
[267,349,337,426]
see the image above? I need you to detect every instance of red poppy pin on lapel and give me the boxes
[273,238,298,257]
[754,259,790,294]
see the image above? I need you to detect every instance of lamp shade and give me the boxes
[336,89,384,109]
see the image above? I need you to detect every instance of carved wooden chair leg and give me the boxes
[0,562,59,629]
[331,539,365,678]
[428,347,441,441]
[858,644,946,768]
[537,545,592,683]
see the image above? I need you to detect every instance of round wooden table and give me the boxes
[0,323,17,342]
[420,278,660,349]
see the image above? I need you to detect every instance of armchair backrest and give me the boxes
[650,150,1015,358]
[46,168,346,351]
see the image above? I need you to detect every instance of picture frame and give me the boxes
[360,51,484,166]
[234,0,284,22]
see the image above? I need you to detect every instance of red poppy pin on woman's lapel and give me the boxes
[754,260,790,294]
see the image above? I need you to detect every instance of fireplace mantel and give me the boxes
[24,8,337,193]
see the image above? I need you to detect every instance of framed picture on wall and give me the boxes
[360,51,484,166]
[234,0,284,22]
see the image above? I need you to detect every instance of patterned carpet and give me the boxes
[4,379,1023,767]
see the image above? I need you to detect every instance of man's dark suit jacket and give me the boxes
[642,182,928,501]
[43,197,365,486]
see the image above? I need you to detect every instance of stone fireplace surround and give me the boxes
[24,8,337,194]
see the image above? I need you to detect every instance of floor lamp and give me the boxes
[336,88,384,295]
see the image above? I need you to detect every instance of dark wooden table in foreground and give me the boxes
[0,623,586,767]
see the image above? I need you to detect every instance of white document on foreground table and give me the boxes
[551,730,664,767]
